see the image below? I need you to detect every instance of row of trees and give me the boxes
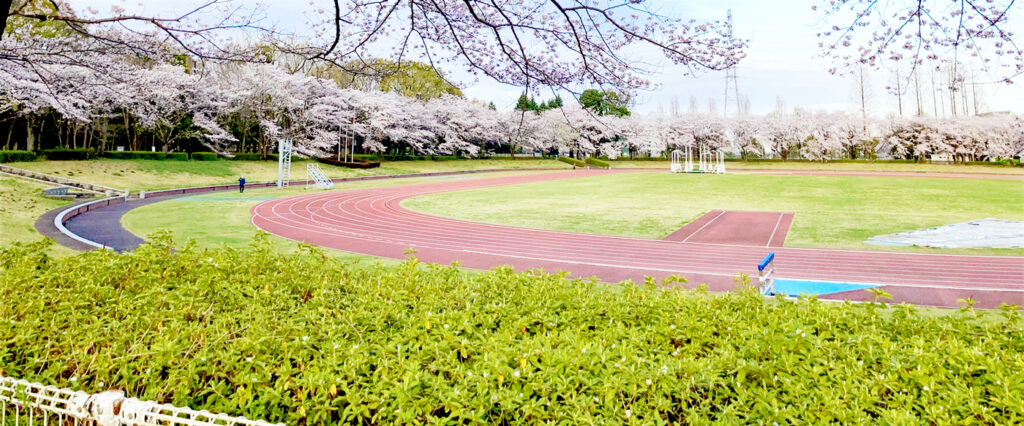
[1,35,1021,162]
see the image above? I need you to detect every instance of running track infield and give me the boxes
[251,169,1024,308]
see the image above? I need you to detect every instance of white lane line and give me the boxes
[767,213,785,248]
[681,210,726,243]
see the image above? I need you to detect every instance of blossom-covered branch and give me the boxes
[815,0,1022,82]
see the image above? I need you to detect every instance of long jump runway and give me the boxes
[252,170,1024,308]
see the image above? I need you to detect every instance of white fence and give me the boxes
[0,375,282,426]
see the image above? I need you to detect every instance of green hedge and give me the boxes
[558,156,586,167]
[189,152,219,161]
[0,150,38,162]
[102,151,188,161]
[42,149,98,161]
[966,159,1021,167]
[1,236,1022,424]
[355,154,472,161]
[585,157,610,168]
[229,153,279,161]
[611,157,667,161]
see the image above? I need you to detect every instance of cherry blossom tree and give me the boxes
[499,110,553,158]
[728,117,762,159]
[556,105,626,158]
[618,114,667,158]
[691,115,731,153]
[124,64,236,152]
[428,95,503,156]
[218,63,319,156]
[803,113,845,161]
[761,113,809,160]
[541,109,579,156]
[1013,120,1024,158]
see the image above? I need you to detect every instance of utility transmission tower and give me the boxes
[723,9,741,116]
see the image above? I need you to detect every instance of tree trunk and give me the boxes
[26,118,35,151]
[54,116,63,148]
[100,118,109,152]
[4,119,13,150]
[122,110,132,150]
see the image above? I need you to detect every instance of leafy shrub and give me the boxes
[967,159,1020,167]
[42,149,97,160]
[610,156,667,161]
[190,152,219,161]
[2,235,1022,424]
[558,156,586,167]
[585,157,610,168]
[0,150,38,162]
[229,153,278,161]
[365,154,464,161]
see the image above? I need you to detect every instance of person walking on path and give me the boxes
[238,176,246,193]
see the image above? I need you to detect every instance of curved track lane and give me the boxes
[252,170,1024,308]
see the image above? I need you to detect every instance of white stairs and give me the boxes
[306,163,334,189]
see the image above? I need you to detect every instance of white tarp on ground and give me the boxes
[866,219,1024,249]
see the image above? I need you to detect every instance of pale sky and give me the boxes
[69,0,1024,116]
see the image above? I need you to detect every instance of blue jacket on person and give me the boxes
[238,177,246,185]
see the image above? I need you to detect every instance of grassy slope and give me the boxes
[8,158,570,191]
[0,178,76,255]
[404,172,1024,255]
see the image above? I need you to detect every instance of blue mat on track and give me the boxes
[773,279,879,297]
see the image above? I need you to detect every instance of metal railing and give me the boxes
[1,375,282,426]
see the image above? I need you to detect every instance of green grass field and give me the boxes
[613,159,1024,174]
[0,178,76,255]
[404,172,1024,255]
[8,158,570,191]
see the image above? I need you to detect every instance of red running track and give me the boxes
[663,210,794,247]
[252,170,1024,308]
